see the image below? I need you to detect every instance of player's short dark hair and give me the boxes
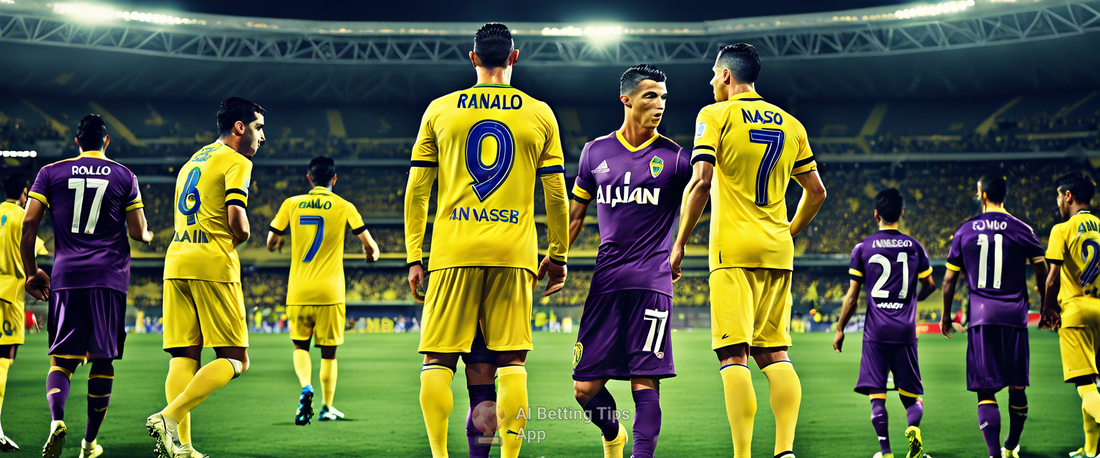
[619,64,667,96]
[875,188,904,223]
[308,156,336,186]
[2,172,27,200]
[715,43,761,84]
[978,174,1007,204]
[473,23,514,69]
[76,114,108,151]
[217,97,265,137]
[1057,172,1096,204]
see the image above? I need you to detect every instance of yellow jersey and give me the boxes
[270,187,367,305]
[164,142,253,283]
[1046,210,1100,301]
[407,83,567,273]
[691,91,817,271]
[0,201,46,304]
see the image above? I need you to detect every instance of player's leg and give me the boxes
[419,268,482,458]
[891,343,924,458]
[752,269,798,458]
[316,303,345,420]
[573,291,628,455]
[1002,386,1027,456]
[43,356,79,458]
[711,268,756,458]
[288,305,314,388]
[44,288,91,458]
[164,347,200,451]
[482,268,535,458]
[0,344,14,451]
[976,390,1002,458]
[623,291,675,458]
[463,328,497,458]
[1082,404,1099,457]
[81,359,113,458]
[855,340,892,457]
[158,279,203,455]
[291,337,314,425]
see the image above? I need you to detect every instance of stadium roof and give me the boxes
[1,0,1098,104]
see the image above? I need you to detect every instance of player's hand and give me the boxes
[537,256,566,297]
[269,238,284,253]
[940,316,953,338]
[1039,303,1062,332]
[25,268,50,302]
[142,230,154,245]
[365,246,380,263]
[669,246,685,283]
[408,263,426,302]
[833,329,845,353]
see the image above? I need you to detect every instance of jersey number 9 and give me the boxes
[464,120,515,201]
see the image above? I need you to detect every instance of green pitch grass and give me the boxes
[1,330,1084,457]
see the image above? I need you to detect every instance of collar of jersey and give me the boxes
[728,91,764,102]
[984,207,1011,215]
[2,199,17,205]
[878,228,902,234]
[615,130,659,152]
[308,186,331,194]
[473,83,512,88]
[79,150,106,159]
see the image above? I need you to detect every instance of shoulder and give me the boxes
[1006,214,1035,233]
[851,241,865,256]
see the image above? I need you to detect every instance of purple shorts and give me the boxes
[855,341,923,395]
[967,324,1029,391]
[573,290,675,381]
[47,288,126,360]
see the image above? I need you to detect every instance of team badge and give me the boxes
[649,156,664,178]
[695,122,706,139]
[572,342,583,368]
[192,150,212,162]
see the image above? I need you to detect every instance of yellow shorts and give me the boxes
[710,268,793,350]
[287,303,345,346]
[0,297,24,346]
[419,267,534,354]
[1060,296,1100,381]
[163,279,248,349]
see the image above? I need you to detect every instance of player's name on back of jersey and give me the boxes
[1076,219,1100,233]
[742,108,784,125]
[971,218,1009,231]
[299,198,332,210]
[71,165,112,176]
[172,229,210,244]
[871,238,913,248]
[448,207,520,224]
[457,92,523,110]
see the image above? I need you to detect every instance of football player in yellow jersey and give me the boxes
[0,172,47,452]
[404,23,570,458]
[147,97,265,458]
[1043,173,1100,458]
[670,43,827,458]
[266,156,380,425]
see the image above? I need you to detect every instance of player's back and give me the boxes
[164,142,253,283]
[947,210,1045,327]
[28,152,141,291]
[414,84,563,273]
[1049,211,1100,301]
[0,201,26,301]
[692,92,817,271]
[849,230,932,344]
[273,187,366,305]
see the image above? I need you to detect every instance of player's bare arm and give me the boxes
[539,171,569,296]
[266,231,283,252]
[227,205,250,246]
[917,274,937,301]
[20,197,49,301]
[125,208,154,244]
[403,165,435,302]
[833,280,862,353]
[670,160,713,282]
[941,268,960,338]
[357,231,380,262]
[791,170,827,238]
[1030,257,1049,313]
[1042,263,1062,331]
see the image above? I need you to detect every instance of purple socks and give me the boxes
[581,386,620,441]
[631,389,661,458]
[1005,389,1027,451]
[46,368,72,421]
[466,384,495,458]
[871,398,891,455]
[978,402,1002,458]
[901,395,923,427]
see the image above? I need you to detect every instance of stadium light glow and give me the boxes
[50,2,207,25]
[1,151,37,158]
[895,0,975,19]
[0,0,14,5]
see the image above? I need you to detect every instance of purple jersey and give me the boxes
[28,151,142,292]
[571,132,691,297]
[946,210,1044,328]
[849,230,933,344]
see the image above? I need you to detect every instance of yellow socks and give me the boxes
[0,358,9,417]
[420,364,454,458]
[293,349,312,388]
[162,358,236,422]
[762,361,801,456]
[497,366,529,458]
[1085,406,1099,456]
[321,359,337,407]
[166,357,199,444]
[1080,385,1100,423]
[720,364,756,458]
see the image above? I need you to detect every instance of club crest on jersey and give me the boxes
[192,150,212,162]
[649,156,664,178]
[695,122,706,139]
[572,342,583,368]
